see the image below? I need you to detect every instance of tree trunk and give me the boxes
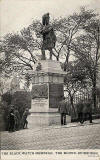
[92,25,99,112]
[70,96,76,117]
[92,78,97,112]
[56,56,59,61]
[92,26,100,112]
[64,47,70,71]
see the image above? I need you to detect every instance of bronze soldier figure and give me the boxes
[40,13,56,60]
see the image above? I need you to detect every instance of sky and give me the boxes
[0,0,100,89]
[0,0,100,37]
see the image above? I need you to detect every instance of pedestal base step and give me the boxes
[27,112,71,128]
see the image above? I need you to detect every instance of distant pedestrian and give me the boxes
[76,100,84,124]
[22,108,29,129]
[8,107,16,132]
[58,97,68,125]
[83,99,93,123]
[14,108,20,130]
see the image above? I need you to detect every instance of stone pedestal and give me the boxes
[27,113,71,128]
[28,60,71,127]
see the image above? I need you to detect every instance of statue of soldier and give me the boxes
[40,13,56,60]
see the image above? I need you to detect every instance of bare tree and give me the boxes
[72,18,100,110]
[52,7,96,70]
[0,27,39,73]
[64,62,88,117]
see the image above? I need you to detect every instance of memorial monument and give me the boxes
[28,13,71,128]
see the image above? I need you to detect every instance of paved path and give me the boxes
[1,119,100,150]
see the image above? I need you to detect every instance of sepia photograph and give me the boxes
[0,0,100,159]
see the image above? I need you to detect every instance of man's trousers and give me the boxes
[61,113,66,125]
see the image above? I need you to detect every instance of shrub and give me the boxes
[11,91,31,118]
[1,90,31,130]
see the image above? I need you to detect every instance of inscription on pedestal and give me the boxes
[31,98,49,112]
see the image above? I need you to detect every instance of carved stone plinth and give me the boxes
[28,60,71,127]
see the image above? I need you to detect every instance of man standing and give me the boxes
[14,108,20,130]
[58,97,68,125]
[83,99,93,123]
[77,100,84,124]
[22,108,29,129]
[8,107,16,132]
